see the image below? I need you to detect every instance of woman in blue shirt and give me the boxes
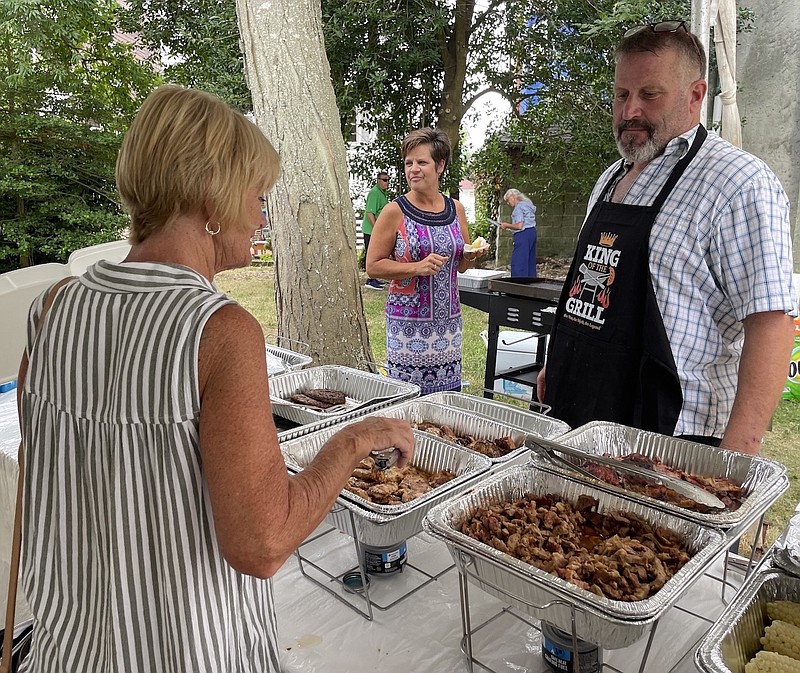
[501,188,537,277]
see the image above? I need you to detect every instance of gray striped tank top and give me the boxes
[19,260,281,672]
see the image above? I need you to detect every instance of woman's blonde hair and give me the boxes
[116,85,280,243]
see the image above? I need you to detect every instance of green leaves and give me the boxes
[119,0,251,111]
[0,0,159,270]
[470,0,693,219]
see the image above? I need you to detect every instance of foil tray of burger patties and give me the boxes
[696,565,800,673]
[423,464,727,649]
[269,365,420,433]
[549,421,788,535]
[281,422,491,547]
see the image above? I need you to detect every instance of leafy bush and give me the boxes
[1,0,160,271]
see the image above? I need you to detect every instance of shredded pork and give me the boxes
[461,493,692,601]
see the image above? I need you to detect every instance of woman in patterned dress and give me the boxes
[366,127,486,394]
[14,85,415,672]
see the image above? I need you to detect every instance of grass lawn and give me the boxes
[217,264,800,555]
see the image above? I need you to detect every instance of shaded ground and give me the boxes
[536,256,571,281]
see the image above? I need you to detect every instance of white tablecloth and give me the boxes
[0,388,30,623]
[274,524,742,673]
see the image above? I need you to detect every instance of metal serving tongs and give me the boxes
[270,397,348,414]
[370,447,401,471]
[528,436,726,510]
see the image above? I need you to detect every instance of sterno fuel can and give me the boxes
[362,540,407,576]
[541,622,602,673]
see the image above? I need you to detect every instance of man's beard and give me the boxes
[614,120,667,164]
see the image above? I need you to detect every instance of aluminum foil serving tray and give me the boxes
[264,342,312,375]
[366,398,529,464]
[281,423,491,547]
[423,464,727,648]
[695,566,800,673]
[549,421,787,534]
[270,365,419,441]
[770,512,800,576]
[426,391,570,440]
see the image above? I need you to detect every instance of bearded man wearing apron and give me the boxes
[538,22,796,456]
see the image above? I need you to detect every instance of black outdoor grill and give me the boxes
[486,276,563,303]
[459,276,564,403]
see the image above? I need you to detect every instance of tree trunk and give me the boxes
[236,0,372,366]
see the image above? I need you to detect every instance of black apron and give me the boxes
[544,126,707,434]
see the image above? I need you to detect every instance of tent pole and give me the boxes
[691,0,713,125]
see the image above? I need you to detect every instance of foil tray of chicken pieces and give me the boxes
[425,392,571,440]
[542,421,788,536]
[695,565,800,673]
[364,398,531,463]
[422,464,727,648]
[281,422,491,546]
[269,365,420,438]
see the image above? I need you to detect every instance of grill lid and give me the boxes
[487,276,564,301]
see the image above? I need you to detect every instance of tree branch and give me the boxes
[463,86,510,111]
[468,0,504,36]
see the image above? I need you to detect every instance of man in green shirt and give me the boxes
[362,171,390,290]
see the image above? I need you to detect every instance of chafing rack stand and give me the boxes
[453,547,753,673]
[294,507,455,621]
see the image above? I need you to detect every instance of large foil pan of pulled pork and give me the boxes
[425,391,571,440]
[269,365,419,437]
[542,421,787,534]
[423,465,726,646]
[696,567,800,673]
[282,421,490,530]
[364,398,530,463]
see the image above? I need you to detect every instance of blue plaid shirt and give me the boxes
[585,125,797,437]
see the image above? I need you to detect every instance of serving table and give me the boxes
[0,388,768,672]
[274,524,747,673]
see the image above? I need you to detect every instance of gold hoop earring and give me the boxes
[205,220,221,236]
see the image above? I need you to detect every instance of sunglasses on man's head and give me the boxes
[623,19,689,38]
[623,20,703,61]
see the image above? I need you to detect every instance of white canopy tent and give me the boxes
[692,0,742,147]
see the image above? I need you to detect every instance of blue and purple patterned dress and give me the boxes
[386,194,465,395]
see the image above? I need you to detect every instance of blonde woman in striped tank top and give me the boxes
[15,86,415,673]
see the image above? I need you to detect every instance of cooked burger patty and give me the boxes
[303,388,347,406]
[289,392,330,409]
